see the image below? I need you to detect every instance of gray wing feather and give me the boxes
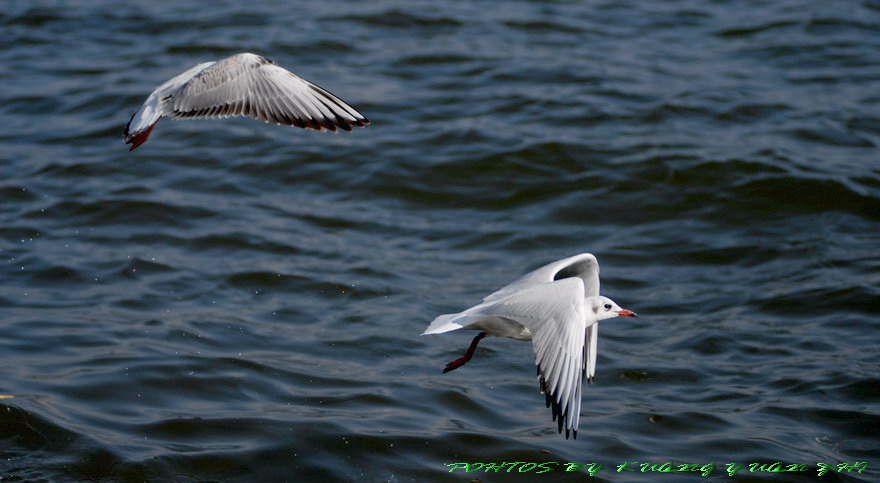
[474,277,590,438]
[483,253,601,303]
[164,53,368,131]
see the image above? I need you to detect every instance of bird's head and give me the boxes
[590,296,638,321]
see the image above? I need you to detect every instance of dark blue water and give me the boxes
[2,0,879,481]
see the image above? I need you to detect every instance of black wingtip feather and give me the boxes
[307,84,369,131]
[539,372,570,437]
[123,112,136,138]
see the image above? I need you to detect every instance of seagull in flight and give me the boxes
[422,253,637,439]
[123,52,369,150]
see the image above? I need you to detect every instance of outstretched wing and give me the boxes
[471,277,592,439]
[166,53,369,131]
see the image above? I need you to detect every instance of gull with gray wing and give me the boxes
[124,52,369,150]
[422,253,637,439]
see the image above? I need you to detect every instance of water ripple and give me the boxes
[1,0,879,481]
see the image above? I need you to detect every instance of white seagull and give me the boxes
[422,253,637,439]
[123,52,369,150]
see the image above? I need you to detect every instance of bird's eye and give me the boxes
[603,303,612,310]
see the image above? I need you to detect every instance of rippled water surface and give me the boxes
[2,0,879,481]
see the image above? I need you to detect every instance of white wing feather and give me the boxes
[482,253,600,303]
[585,323,598,383]
[466,277,593,438]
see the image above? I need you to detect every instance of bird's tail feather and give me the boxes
[421,314,463,335]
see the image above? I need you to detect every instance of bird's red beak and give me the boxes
[617,309,638,317]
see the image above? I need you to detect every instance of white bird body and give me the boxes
[423,253,637,439]
[124,53,369,150]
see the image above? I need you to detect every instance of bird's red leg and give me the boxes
[443,332,487,374]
